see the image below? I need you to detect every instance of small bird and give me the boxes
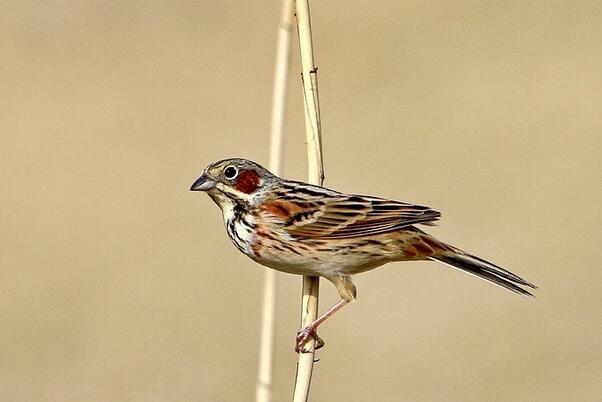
[191,158,536,352]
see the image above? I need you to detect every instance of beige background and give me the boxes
[1,1,601,401]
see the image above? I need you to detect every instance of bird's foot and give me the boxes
[295,325,325,353]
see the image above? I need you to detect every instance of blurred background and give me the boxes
[1,1,601,401]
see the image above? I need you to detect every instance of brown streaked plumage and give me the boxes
[191,158,536,352]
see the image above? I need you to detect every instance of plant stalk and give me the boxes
[256,1,294,402]
[292,0,324,401]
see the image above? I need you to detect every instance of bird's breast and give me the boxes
[220,202,257,257]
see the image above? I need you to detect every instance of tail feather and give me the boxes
[430,253,537,297]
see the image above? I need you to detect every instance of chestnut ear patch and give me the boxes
[234,169,261,194]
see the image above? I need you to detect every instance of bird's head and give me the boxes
[190,158,276,208]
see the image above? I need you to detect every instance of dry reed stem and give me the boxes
[293,0,324,401]
[256,1,294,402]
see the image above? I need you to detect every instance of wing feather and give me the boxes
[260,181,441,239]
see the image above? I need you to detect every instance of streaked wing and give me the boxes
[261,180,441,239]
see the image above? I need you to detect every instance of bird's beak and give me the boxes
[190,174,216,191]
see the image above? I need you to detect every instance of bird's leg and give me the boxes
[295,299,349,353]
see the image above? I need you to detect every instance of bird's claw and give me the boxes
[295,326,325,353]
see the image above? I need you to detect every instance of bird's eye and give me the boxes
[224,166,238,179]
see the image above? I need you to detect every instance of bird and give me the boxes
[190,158,536,352]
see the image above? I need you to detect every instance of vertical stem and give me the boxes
[268,0,294,177]
[293,276,320,402]
[256,2,293,402]
[293,0,324,401]
[295,4,324,186]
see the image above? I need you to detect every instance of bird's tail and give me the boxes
[429,251,537,297]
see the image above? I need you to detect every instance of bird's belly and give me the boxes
[249,239,392,277]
